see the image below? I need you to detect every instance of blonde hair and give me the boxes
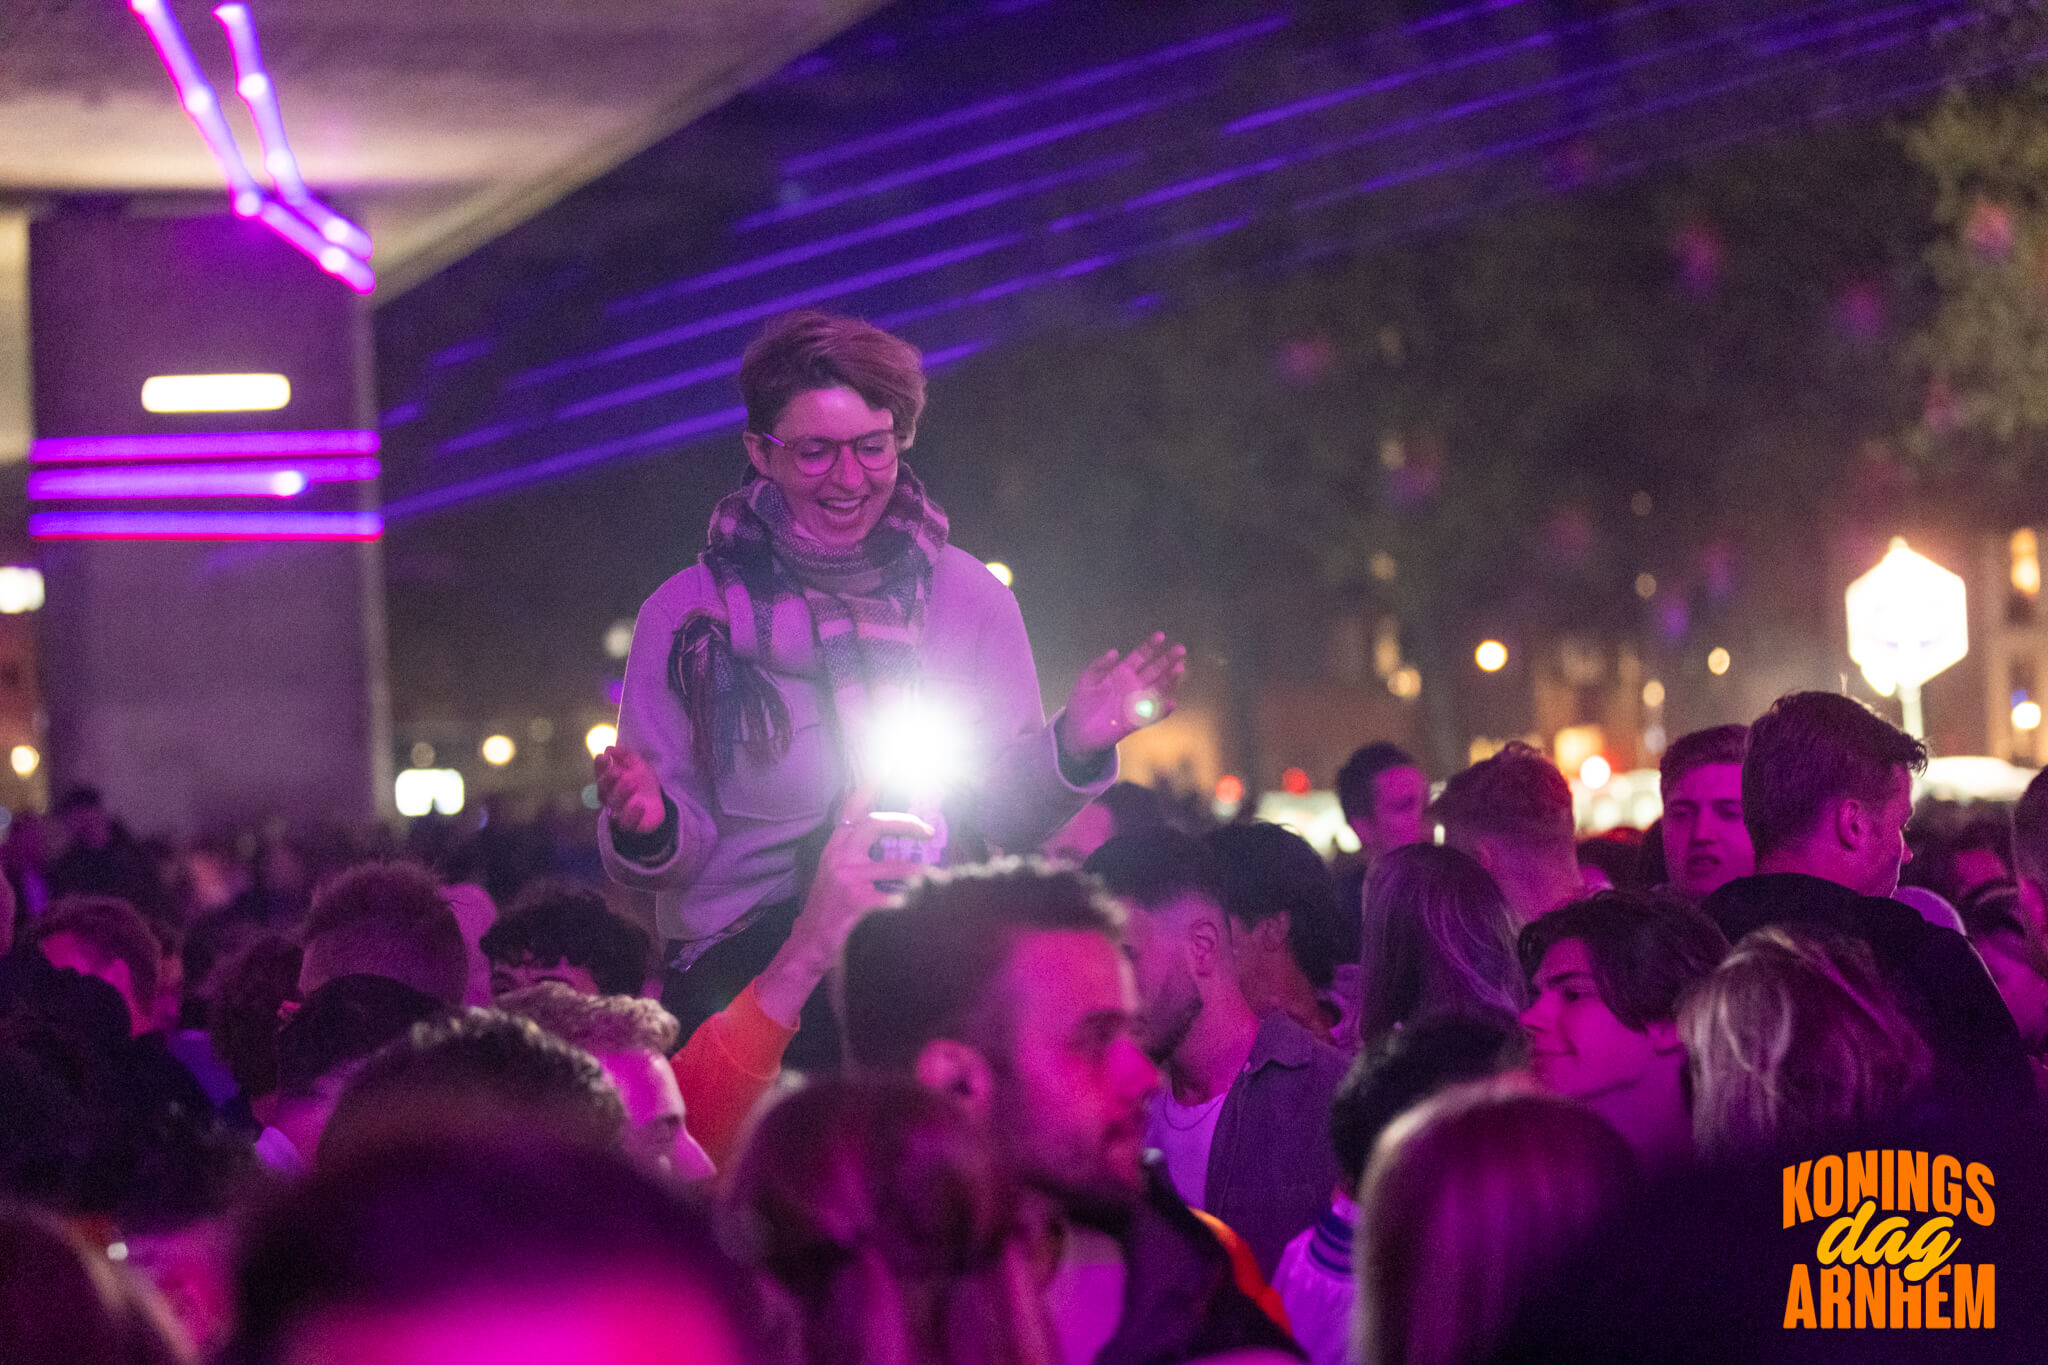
[496,981,679,1056]
[723,1078,1056,1365]
[1355,1081,1635,1365]
[1681,927,1931,1161]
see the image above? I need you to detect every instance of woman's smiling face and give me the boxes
[745,385,900,550]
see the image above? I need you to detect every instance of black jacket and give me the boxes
[1092,1158,1304,1365]
[1703,872,2033,1113]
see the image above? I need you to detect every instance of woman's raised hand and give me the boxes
[593,745,666,836]
[1058,632,1188,761]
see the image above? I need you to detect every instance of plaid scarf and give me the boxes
[669,465,949,787]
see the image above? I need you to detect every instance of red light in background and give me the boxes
[1280,767,1310,794]
[1215,774,1244,805]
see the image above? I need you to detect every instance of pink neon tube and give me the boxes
[29,431,380,463]
[28,458,380,501]
[30,511,384,542]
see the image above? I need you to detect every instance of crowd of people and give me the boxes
[5,313,2046,1361]
[3,687,2045,1363]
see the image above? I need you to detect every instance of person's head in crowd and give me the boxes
[1205,821,1344,1021]
[498,982,713,1182]
[1354,1082,1636,1365]
[1083,830,1248,1065]
[1430,742,1582,923]
[32,895,161,1036]
[840,860,1156,1222]
[266,974,447,1173]
[175,910,264,1032]
[1517,893,1728,1165]
[725,1077,1057,1365]
[113,1111,266,1357]
[1338,742,1430,863]
[1902,810,2011,908]
[1955,882,2048,1053]
[1329,1016,1518,1201]
[1657,724,1754,902]
[0,1203,194,1365]
[2016,766,2048,938]
[443,883,499,1008]
[1681,927,1932,1161]
[205,937,303,1113]
[231,1134,762,1365]
[319,1009,625,1168]
[55,785,115,852]
[299,861,468,1008]
[1574,831,1646,894]
[480,881,652,999]
[1356,843,1524,1045]
[1039,781,1165,867]
[1740,691,1927,899]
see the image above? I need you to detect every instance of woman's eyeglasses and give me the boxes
[757,429,898,474]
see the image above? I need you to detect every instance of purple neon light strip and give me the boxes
[259,202,374,294]
[28,458,379,501]
[609,154,1140,317]
[532,0,1888,394]
[510,234,1026,389]
[735,90,1198,233]
[780,15,1291,177]
[1135,0,1905,217]
[30,511,383,542]
[129,0,264,217]
[29,431,380,463]
[214,3,373,259]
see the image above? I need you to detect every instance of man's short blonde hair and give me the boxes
[497,981,679,1056]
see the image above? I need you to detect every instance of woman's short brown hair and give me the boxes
[740,310,927,443]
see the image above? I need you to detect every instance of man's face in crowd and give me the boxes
[1040,804,1116,866]
[490,956,602,1000]
[1520,940,1664,1103]
[1660,762,1753,900]
[989,930,1158,1218]
[1853,768,1916,899]
[1355,766,1430,859]
[597,1049,714,1184]
[39,930,146,1034]
[1119,897,1202,1063]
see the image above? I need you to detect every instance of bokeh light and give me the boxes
[1475,640,1508,672]
[2016,701,2043,733]
[0,567,46,614]
[1579,755,1612,788]
[985,560,1014,587]
[1707,647,1732,676]
[9,745,38,778]
[1642,679,1666,709]
[1215,774,1245,806]
[585,723,619,757]
[481,734,516,765]
[1281,766,1311,794]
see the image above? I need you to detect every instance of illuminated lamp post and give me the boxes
[1845,538,1967,739]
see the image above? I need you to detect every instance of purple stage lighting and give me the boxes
[128,0,374,290]
[214,3,374,260]
[29,431,380,463]
[28,458,379,501]
[29,511,383,542]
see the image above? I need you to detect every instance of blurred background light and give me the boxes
[1641,678,1665,708]
[480,734,515,765]
[603,620,634,659]
[1474,640,1508,672]
[1707,646,1732,675]
[0,568,45,614]
[585,723,618,757]
[2016,700,2043,732]
[9,746,38,778]
[1579,754,1612,788]
[984,560,1014,587]
[395,768,465,817]
[140,373,289,412]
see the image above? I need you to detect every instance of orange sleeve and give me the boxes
[1192,1208,1293,1336]
[669,980,797,1170]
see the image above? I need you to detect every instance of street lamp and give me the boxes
[1845,537,1967,739]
